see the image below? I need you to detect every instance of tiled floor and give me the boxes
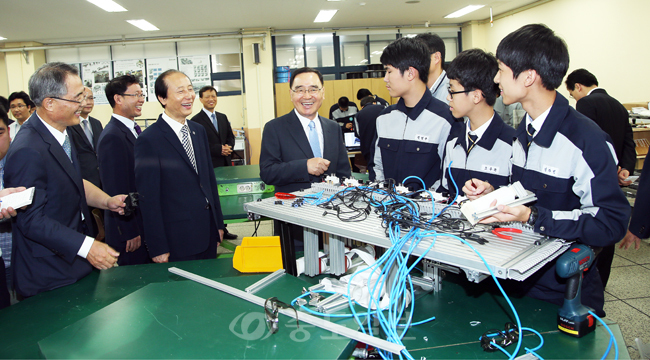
[219,221,650,359]
[605,239,650,359]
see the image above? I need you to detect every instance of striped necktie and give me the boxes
[181,125,197,173]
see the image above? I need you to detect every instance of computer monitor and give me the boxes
[344,132,361,151]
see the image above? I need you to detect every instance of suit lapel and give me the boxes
[319,116,335,160]
[111,117,136,146]
[70,124,93,149]
[201,111,221,141]
[32,116,85,195]
[287,111,314,158]
[157,116,199,174]
[90,117,102,148]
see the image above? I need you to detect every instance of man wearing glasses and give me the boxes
[68,87,104,189]
[4,62,127,298]
[8,91,35,141]
[97,75,149,265]
[260,67,350,194]
[437,49,514,196]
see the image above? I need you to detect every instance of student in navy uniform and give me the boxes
[371,37,455,190]
[463,24,630,317]
[437,49,514,196]
[356,88,389,108]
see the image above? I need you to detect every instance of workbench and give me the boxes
[0,257,627,359]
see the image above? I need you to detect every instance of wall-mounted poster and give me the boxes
[178,55,211,92]
[82,61,111,105]
[113,59,146,99]
[146,57,178,101]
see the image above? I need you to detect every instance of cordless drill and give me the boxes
[555,243,597,337]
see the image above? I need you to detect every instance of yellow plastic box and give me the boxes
[232,236,284,273]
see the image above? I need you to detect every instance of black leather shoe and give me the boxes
[222,230,238,240]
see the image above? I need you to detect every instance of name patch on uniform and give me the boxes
[542,165,559,176]
[415,134,430,142]
[481,164,500,174]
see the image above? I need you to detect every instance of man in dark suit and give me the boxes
[190,86,237,240]
[97,75,149,265]
[260,67,351,194]
[566,69,636,186]
[565,68,637,288]
[620,159,650,251]
[68,87,103,188]
[4,62,126,298]
[190,86,236,168]
[135,70,225,263]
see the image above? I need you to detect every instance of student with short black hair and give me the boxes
[356,88,389,108]
[415,33,449,104]
[437,49,514,196]
[371,37,454,190]
[463,24,630,317]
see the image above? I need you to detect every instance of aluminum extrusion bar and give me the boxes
[245,269,286,294]
[168,267,405,355]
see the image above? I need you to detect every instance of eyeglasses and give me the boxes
[50,95,89,104]
[120,93,146,98]
[9,104,27,109]
[447,88,473,98]
[264,297,299,334]
[291,87,322,96]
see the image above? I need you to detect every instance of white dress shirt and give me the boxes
[294,109,324,157]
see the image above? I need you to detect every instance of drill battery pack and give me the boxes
[557,313,596,337]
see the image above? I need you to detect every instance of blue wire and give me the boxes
[589,310,618,360]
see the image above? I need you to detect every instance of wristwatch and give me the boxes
[526,206,538,226]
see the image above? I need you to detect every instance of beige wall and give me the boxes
[462,0,650,105]
[242,32,276,165]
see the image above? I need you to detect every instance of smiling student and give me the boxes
[437,49,514,195]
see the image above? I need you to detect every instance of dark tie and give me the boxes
[467,133,478,154]
[526,123,536,147]
[134,123,142,135]
[211,113,219,134]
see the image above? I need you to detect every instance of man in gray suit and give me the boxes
[260,67,350,193]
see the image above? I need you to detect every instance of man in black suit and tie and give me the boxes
[68,87,103,188]
[190,86,236,168]
[260,67,350,193]
[190,86,237,240]
[565,68,637,288]
[135,70,225,263]
[97,75,149,265]
[4,62,126,298]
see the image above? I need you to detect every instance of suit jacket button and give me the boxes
[641,226,645,233]
[387,144,390,148]
[543,184,547,188]
[205,204,211,210]
[416,147,420,151]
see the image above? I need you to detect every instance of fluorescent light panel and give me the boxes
[86,0,127,12]
[444,5,485,18]
[126,19,159,31]
[314,10,338,23]
[0,36,6,41]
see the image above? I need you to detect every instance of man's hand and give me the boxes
[462,179,494,200]
[221,144,233,156]
[479,204,532,224]
[152,253,170,263]
[618,167,632,186]
[87,241,119,270]
[125,235,141,252]
[218,229,224,244]
[106,195,127,215]
[0,187,28,219]
[307,158,331,176]
[619,230,642,250]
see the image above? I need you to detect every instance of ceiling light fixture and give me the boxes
[314,10,338,23]
[444,5,485,18]
[0,36,6,41]
[126,19,159,31]
[86,0,127,12]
